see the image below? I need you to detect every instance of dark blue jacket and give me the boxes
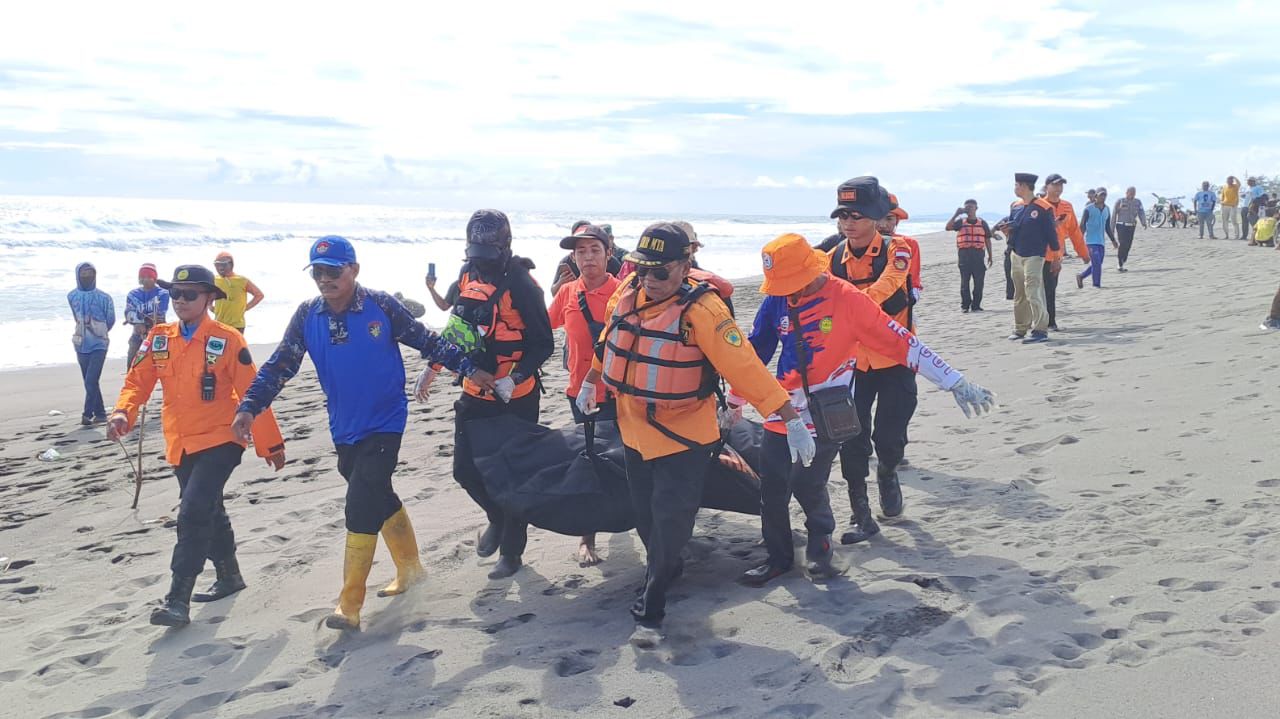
[239,285,473,445]
[1009,198,1060,258]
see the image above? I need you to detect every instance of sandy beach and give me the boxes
[3,226,1279,718]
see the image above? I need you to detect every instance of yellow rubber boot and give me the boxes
[377,506,426,597]
[325,532,376,631]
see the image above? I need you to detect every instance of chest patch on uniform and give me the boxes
[722,327,743,347]
[778,315,791,334]
[151,335,169,353]
[819,317,833,334]
[206,336,227,356]
[1030,210,1040,219]
[152,352,169,361]
[368,320,383,339]
[893,257,909,270]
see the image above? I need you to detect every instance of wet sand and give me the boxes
[3,227,1279,718]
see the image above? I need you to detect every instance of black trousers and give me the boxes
[1043,261,1059,326]
[1003,247,1015,300]
[760,430,839,569]
[335,432,404,535]
[839,366,918,485]
[1117,224,1136,267]
[171,443,244,577]
[623,443,714,625]
[453,391,541,558]
[958,249,987,310]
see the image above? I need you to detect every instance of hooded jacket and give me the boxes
[67,262,115,354]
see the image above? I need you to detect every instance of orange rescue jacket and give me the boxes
[115,318,284,466]
[828,234,916,370]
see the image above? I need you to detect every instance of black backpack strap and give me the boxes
[831,242,848,280]
[577,290,605,339]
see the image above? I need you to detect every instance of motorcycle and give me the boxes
[1149,194,1188,228]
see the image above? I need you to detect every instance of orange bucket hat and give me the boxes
[887,193,909,220]
[759,233,830,297]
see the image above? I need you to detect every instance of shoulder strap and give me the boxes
[786,304,813,399]
[831,243,848,280]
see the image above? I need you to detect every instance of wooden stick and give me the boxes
[130,406,146,509]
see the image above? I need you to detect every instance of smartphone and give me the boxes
[427,262,436,282]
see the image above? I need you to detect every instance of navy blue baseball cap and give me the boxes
[306,235,357,268]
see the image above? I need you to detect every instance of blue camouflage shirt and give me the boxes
[239,285,474,445]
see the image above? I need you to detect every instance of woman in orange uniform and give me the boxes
[108,265,286,628]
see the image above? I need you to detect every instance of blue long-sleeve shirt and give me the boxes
[67,282,115,354]
[125,286,170,327]
[238,285,475,445]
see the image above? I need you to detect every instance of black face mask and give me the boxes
[472,254,508,275]
[77,273,96,291]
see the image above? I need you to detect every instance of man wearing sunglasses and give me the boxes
[821,177,919,545]
[108,264,286,628]
[576,222,809,647]
[234,236,491,631]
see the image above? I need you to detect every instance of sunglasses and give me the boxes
[310,265,346,280]
[170,288,206,302]
[635,265,673,281]
[835,210,868,221]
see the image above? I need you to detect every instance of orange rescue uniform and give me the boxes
[549,273,620,400]
[115,319,284,465]
[828,235,916,370]
[1044,198,1087,262]
[593,277,788,460]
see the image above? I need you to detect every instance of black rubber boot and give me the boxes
[840,479,880,545]
[804,535,846,581]
[192,557,247,603]
[876,463,904,518]
[476,521,503,558]
[739,562,791,587]
[487,554,522,580]
[151,575,197,627]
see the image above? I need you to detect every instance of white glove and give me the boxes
[575,381,599,415]
[493,376,516,403]
[413,367,437,403]
[718,391,746,430]
[784,417,816,467]
[951,378,996,418]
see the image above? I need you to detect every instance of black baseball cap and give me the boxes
[626,222,692,267]
[465,209,513,261]
[1015,172,1039,186]
[1044,173,1067,185]
[559,224,611,250]
[830,176,892,220]
[158,265,227,299]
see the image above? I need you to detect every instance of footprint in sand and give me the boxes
[1014,435,1079,456]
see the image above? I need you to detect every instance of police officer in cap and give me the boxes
[435,210,554,580]
[109,264,287,627]
[821,177,919,544]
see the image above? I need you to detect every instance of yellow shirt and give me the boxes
[1255,217,1277,243]
[214,274,251,329]
[1221,185,1240,207]
[594,278,789,460]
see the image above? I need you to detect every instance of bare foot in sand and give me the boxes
[578,534,602,567]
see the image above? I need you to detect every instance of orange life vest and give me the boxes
[956,220,987,250]
[601,279,718,410]
[453,266,536,400]
[688,268,734,300]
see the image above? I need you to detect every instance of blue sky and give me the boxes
[1,0,1276,216]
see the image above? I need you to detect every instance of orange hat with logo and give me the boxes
[887,193,909,221]
[759,233,830,297]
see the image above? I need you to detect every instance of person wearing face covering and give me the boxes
[68,262,116,425]
[436,210,555,581]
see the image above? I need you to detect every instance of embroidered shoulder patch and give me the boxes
[893,257,909,270]
[722,327,743,347]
